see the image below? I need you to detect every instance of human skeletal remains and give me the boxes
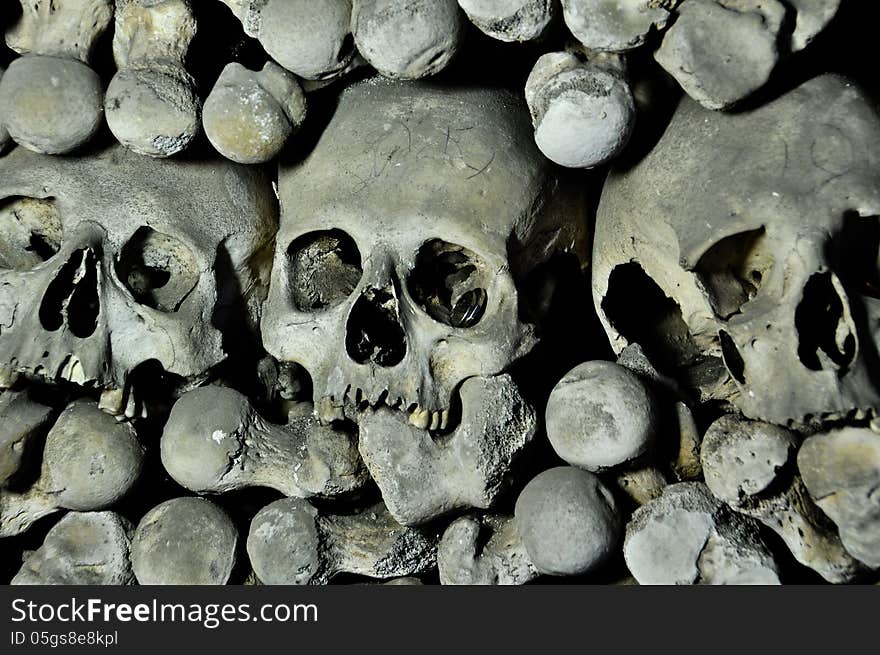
[0,0,878,587]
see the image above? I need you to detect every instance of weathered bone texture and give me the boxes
[0,0,113,153]
[0,145,276,404]
[614,466,667,506]
[161,386,367,498]
[12,511,134,585]
[525,52,635,168]
[131,497,238,585]
[546,360,658,472]
[0,400,144,538]
[266,78,586,434]
[515,467,622,576]
[798,427,880,569]
[105,0,201,158]
[593,75,880,427]
[0,66,9,153]
[457,0,556,42]
[358,374,536,526]
[561,0,673,52]
[624,482,781,584]
[220,0,357,81]
[247,498,437,585]
[438,513,539,585]
[203,62,307,164]
[787,0,841,52]
[352,0,466,79]
[0,390,52,487]
[655,0,786,110]
[701,415,866,583]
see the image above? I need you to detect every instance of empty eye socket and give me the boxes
[408,239,489,329]
[115,227,199,313]
[0,197,62,271]
[287,229,363,312]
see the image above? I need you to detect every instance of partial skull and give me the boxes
[593,75,880,428]
[0,145,276,406]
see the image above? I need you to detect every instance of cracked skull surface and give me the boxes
[593,74,880,428]
[0,145,276,402]
[263,78,584,431]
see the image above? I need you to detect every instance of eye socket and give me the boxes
[115,227,199,313]
[408,239,489,329]
[0,197,62,271]
[287,229,363,312]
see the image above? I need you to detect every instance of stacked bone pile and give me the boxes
[1,0,878,586]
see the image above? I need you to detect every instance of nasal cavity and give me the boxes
[345,286,406,367]
[39,249,100,338]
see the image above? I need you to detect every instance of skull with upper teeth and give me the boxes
[0,145,276,409]
[593,74,880,428]
[262,78,584,431]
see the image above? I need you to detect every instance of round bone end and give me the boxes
[257,0,356,80]
[515,466,621,576]
[131,497,238,585]
[457,0,556,42]
[546,360,658,472]
[700,415,799,506]
[105,67,201,158]
[561,0,671,52]
[161,386,252,494]
[44,401,145,511]
[0,56,104,154]
[353,0,466,79]
[526,53,635,168]
[247,497,322,585]
[203,63,304,164]
[12,511,133,585]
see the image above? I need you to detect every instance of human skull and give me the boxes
[263,78,584,427]
[593,75,880,427]
[0,145,276,399]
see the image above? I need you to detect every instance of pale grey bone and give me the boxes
[515,466,622,577]
[457,0,556,42]
[438,513,539,585]
[593,75,880,427]
[382,576,423,585]
[614,343,703,480]
[131,497,238,585]
[0,0,113,153]
[546,360,659,472]
[0,66,8,153]
[220,0,357,81]
[247,497,437,585]
[105,0,201,158]
[203,62,307,165]
[265,78,586,432]
[798,426,880,569]
[525,51,635,168]
[561,0,673,52]
[161,385,367,498]
[701,415,866,583]
[357,374,536,526]
[0,390,53,487]
[786,0,841,52]
[12,511,134,585]
[352,0,466,79]
[0,400,144,538]
[0,145,276,409]
[655,0,786,110]
[624,482,781,584]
